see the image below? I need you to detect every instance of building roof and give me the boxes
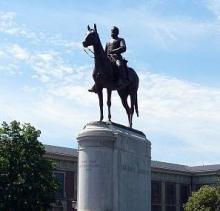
[44,144,78,157]
[151,160,190,173]
[189,164,220,173]
[44,145,220,174]
[151,160,220,174]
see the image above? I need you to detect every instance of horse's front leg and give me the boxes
[107,89,112,121]
[97,88,104,121]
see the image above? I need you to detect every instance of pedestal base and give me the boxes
[77,121,151,211]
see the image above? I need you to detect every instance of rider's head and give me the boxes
[111,26,119,38]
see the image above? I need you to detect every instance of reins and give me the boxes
[83,47,94,58]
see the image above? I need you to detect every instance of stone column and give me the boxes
[176,184,180,211]
[77,121,151,211]
[162,181,166,211]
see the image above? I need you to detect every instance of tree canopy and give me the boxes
[184,185,220,211]
[0,121,58,211]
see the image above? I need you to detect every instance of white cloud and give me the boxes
[0,11,82,50]
[0,11,38,40]
[0,11,16,33]
[6,44,30,60]
[49,85,97,107]
[206,0,220,20]
[136,71,220,162]
[139,72,220,119]
[29,51,89,85]
[47,35,82,50]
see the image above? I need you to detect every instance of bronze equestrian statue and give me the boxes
[82,24,139,128]
[88,26,129,92]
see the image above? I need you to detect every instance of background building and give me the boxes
[44,145,220,211]
[44,145,78,211]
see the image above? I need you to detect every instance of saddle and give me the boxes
[108,56,128,82]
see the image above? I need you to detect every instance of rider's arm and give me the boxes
[110,39,126,54]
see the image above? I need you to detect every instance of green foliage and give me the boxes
[184,185,220,211]
[0,121,58,211]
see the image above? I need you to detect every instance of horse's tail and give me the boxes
[128,67,139,117]
[135,93,139,117]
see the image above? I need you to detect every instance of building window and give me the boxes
[54,172,65,199]
[165,182,176,211]
[180,184,190,211]
[151,181,162,211]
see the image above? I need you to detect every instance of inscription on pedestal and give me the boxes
[121,164,148,175]
[79,160,100,171]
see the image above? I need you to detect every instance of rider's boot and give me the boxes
[88,84,97,93]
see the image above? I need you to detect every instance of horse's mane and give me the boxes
[94,32,112,68]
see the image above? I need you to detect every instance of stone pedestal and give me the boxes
[77,121,151,211]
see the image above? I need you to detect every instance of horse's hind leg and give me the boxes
[107,89,112,121]
[129,91,136,128]
[97,88,104,121]
[118,90,130,126]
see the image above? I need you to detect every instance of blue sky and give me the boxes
[0,0,220,165]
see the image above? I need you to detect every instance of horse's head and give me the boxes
[82,24,99,48]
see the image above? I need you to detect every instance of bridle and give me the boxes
[83,47,94,58]
[83,30,100,59]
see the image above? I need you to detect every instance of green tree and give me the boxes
[0,121,58,211]
[184,185,220,211]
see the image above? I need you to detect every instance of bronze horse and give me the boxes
[82,24,139,127]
